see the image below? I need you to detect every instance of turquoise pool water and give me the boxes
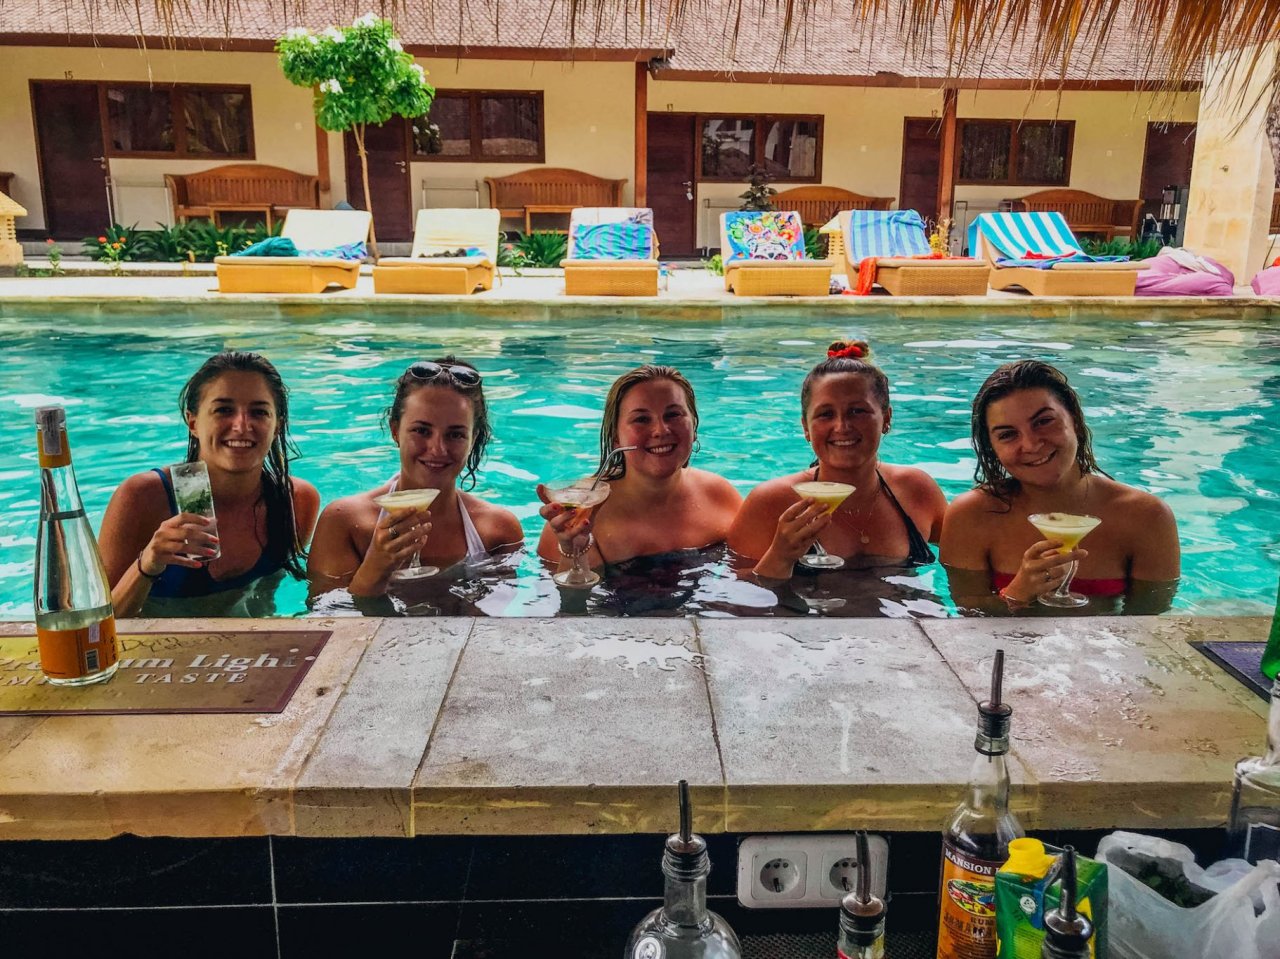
[1,307,1277,617]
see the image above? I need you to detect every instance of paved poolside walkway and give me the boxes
[0,260,1269,304]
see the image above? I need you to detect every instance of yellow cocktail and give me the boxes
[1028,511,1101,607]
[792,481,856,569]
[374,487,441,579]
[547,480,612,588]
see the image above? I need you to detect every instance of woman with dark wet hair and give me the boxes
[100,351,320,617]
[729,340,946,579]
[940,358,1179,613]
[308,357,522,598]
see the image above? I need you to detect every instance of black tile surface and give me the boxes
[457,897,648,958]
[271,835,472,904]
[277,902,459,959]
[0,905,277,959]
[0,836,272,909]
[886,831,943,894]
[465,833,739,900]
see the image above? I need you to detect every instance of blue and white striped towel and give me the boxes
[968,211,1128,268]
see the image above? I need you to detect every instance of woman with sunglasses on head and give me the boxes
[308,357,523,599]
[536,365,741,586]
[99,351,320,617]
[728,341,946,581]
[939,359,1179,614]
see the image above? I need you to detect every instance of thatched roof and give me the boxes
[1,0,1276,91]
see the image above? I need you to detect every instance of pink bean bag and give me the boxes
[1135,248,1235,296]
[1251,263,1280,295]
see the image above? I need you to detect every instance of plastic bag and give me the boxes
[1096,831,1280,959]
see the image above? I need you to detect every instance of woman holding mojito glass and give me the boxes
[536,365,741,585]
[100,351,320,617]
[729,341,946,580]
[308,358,522,598]
[939,359,1180,614]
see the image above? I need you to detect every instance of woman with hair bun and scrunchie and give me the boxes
[729,340,947,580]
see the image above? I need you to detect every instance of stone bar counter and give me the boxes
[0,615,1269,842]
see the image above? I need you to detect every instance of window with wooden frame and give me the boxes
[957,119,1073,186]
[104,84,254,159]
[698,114,822,182]
[414,91,545,162]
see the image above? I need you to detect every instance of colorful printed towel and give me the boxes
[295,240,368,261]
[570,222,654,260]
[722,211,806,262]
[969,211,1128,268]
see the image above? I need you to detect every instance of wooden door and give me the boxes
[646,113,697,256]
[343,119,413,242]
[1140,122,1196,220]
[900,117,943,221]
[31,82,110,239]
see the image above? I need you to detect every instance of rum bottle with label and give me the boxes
[624,780,742,959]
[1226,676,1280,863]
[936,649,1023,959]
[837,831,887,959]
[33,405,119,685]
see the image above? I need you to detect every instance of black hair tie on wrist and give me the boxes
[136,554,162,581]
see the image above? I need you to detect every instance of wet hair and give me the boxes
[970,359,1102,506]
[598,365,699,479]
[177,351,305,579]
[799,340,889,418]
[387,355,491,491]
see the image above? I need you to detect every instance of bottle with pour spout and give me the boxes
[837,831,887,959]
[1040,847,1093,959]
[33,405,120,685]
[625,780,742,959]
[936,649,1024,959]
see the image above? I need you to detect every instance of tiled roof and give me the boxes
[0,0,1198,83]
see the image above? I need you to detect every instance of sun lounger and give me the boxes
[215,209,370,293]
[373,208,501,294]
[561,208,660,296]
[720,211,834,296]
[840,210,989,295]
[969,211,1143,296]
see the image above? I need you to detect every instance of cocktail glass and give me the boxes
[1028,512,1102,608]
[547,479,611,588]
[170,461,221,561]
[374,488,442,580]
[792,481,855,570]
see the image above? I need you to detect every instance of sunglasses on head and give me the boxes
[407,361,482,386]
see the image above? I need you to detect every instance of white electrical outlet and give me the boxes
[737,834,889,909]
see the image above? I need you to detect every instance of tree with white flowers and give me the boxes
[277,14,434,258]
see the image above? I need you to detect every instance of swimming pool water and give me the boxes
[1,307,1277,618]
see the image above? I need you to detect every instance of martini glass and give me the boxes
[547,480,612,588]
[374,488,441,580]
[1028,512,1102,608]
[792,481,855,570]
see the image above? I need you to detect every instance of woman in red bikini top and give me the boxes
[939,359,1180,615]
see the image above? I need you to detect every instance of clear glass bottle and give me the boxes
[936,649,1024,959]
[625,780,741,959]
[1040,846,1093,959]
[1226,676,1280,863]
[837,831,886,959]
[33,405,119,686]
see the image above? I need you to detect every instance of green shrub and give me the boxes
[496,241,528,274]
[1079,235,1163,260]
[81,224,141,262]
[803,226,827,260]
[514,231,567,268]
[84,219,283,263]
[704,253,724,276]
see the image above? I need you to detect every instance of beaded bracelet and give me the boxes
[136,553,162,581]
[558,533,593,559]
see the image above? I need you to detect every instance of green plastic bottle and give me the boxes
[1262,577,1280,680]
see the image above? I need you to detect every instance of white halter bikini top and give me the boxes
[373,475,489,565]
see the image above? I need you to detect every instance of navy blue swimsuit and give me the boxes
[147,468,281,598]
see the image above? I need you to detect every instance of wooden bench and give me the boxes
[164,164,320,227]
[483,168,626,233]
[1019,188,1141,241]
[773,186,893,228]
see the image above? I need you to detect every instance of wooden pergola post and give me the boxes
[937,85,958,223]
[634,61,648,207]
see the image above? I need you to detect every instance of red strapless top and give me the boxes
[992,571,1126,598]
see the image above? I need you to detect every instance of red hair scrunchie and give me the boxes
[827,343,866,360]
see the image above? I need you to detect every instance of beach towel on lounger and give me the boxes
[968,211,1128,268]
[571,221,655,260]
[722,211,806,262]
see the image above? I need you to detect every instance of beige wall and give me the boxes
[1,46,318,231]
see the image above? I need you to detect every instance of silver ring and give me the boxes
[388,525,398,538]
